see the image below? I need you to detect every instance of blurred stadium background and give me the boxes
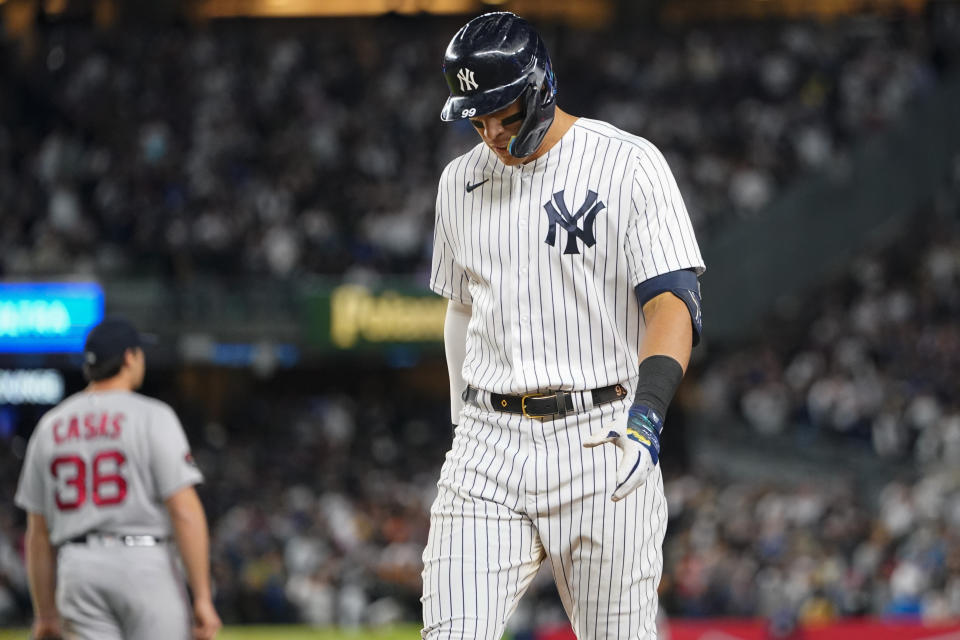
[1,0,960,638]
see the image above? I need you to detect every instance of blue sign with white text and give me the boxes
[0,283,105,353]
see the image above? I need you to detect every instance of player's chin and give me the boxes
[491,145,521,165]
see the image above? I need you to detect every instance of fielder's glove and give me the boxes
[583,404,662,502]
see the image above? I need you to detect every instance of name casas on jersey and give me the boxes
[52,412,125,444]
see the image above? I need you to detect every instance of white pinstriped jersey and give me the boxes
[430,118,705,395]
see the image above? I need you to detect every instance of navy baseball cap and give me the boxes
[83,316,154,368]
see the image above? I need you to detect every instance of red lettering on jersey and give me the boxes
[99,413,111,437]
[65,416,80,442]
[111,413,125,438]
[83,413,108,439]
[52,414,123,445]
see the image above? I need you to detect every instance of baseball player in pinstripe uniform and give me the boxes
[15,317,221,640]
[422,13,705,639]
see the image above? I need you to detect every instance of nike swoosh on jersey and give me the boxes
[465,179,489,193]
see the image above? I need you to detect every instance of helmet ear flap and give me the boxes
[507,77,557,158]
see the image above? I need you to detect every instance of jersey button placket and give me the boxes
[511,166,530,386]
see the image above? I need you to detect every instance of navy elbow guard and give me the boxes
[634,269,703,346]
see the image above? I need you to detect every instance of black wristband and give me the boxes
[633,355,684,419]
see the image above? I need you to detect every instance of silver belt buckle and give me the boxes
[91,533,122,547]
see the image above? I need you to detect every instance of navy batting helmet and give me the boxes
[441,12,558,159]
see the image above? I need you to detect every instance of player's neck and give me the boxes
[87,375,134,393]
[522,108,577,165]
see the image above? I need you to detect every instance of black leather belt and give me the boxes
[464,383,628,419]
[64,533,167,547]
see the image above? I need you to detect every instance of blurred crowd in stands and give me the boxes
[0,185,958,623]
[662,471,960,624]
[1,7,958,281]
[190,390,445,627]
[3,5,960,633]
[697,158,960,465]
[0,382,451,627]
[3,384,959,627]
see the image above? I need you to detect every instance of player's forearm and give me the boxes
[639,292,693,374]
[166,487,214,602]
[25,514,58,621]
[444,300,471,424]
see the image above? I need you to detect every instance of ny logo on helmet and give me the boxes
[457,68,478,92]
[543,190,606,255]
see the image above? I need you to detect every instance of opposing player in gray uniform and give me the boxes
[15,317,221,640]
[422,13,705,639]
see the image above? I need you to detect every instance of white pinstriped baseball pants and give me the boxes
[421,396,667,639]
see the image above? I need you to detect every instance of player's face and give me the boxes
[469,100,526,166]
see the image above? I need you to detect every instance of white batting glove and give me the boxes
[583,404,663,502]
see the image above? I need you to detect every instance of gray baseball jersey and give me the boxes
[16,389,202,545]
[15,389,202,640]
[423,119,704,639]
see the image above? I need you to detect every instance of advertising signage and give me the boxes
[0,282,105,354]
[304,283,446,351]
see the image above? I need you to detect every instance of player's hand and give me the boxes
[192,598,222,640]
[583,404,662,502]
[31,616,63,640]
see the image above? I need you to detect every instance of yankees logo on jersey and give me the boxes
[428,13,704,640]
[430,118,704,395]
[543,189,606,254]
[425,119,704,640]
